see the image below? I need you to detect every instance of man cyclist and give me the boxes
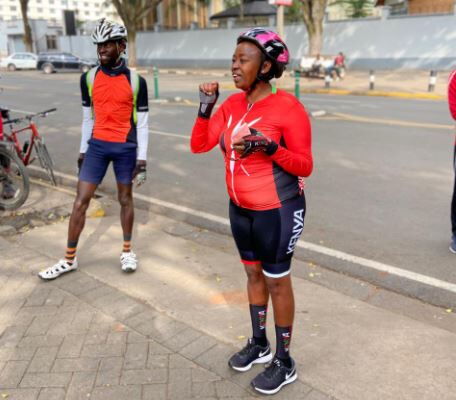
[39,18,149,279]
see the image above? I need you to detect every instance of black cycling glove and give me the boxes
[241,130,278,158]
[198,89,219,119]
[77,155,84,175]
[133,163,147,186]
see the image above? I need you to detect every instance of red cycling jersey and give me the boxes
[191,89,313,211]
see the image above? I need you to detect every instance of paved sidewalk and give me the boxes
[0,237,329,400]
[2,182,456,399]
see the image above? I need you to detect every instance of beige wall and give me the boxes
[408,0,454,14]
[157,0,209,30]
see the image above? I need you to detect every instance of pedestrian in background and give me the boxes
[332,51,346,80]
[447,71,456,253]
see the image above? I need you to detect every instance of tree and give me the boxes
[297,0,328,56]
[19,0,33,52]
[109,0,163,67]
[285,0,303,23]
[329,0,374,18]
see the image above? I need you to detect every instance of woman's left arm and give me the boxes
[269,103,313,177]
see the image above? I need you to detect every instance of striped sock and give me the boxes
[122,241,131,253]
[65,241,78,264]
[123,234,132,253]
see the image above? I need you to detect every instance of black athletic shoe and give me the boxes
[251,356,297,395]
[228,338,272,372]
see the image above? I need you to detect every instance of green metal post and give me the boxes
[153,66,159,99]
[294,70,300,99]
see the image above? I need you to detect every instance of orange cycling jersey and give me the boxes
[80,64,148,145]
[191,89,313,211]
[92,72,133,142]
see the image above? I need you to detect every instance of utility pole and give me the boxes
[176,0,182,29]
[269,0,291,87]
[276,4,284,38]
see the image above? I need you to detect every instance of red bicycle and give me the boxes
[2,108,57,186]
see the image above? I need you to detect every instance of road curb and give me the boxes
[151,69,231,78]
[126,68,446,100]
[299,88,445,100]
[216,82,445,100]
[28,166,456,310]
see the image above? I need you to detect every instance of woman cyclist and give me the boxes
[190,28,313,395]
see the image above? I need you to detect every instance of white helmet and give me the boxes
[92,18,127,44]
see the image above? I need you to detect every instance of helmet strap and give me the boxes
[249,58,268,92]
[115,42,122,63]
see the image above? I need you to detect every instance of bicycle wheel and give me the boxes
[0,146,30,211]
[34,138,57,186]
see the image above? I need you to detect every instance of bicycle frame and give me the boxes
[3,121,40,166]
[1,108,56,166]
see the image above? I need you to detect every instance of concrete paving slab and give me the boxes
[15,208,456,400]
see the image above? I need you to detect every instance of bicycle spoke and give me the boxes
[35,138,57,186]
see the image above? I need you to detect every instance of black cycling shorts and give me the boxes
[229,195,306,278]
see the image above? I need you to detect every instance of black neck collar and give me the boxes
[100,58,127,76]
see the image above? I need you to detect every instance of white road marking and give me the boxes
[298,241,456,293]
[150,129,189,139]
[8,108,34,114]
[32,165,456,295]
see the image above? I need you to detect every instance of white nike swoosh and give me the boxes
[258,348,269,357]
[285,369,296,380]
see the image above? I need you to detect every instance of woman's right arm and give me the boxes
[190,82,226,153]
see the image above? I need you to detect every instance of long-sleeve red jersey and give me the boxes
[191,89,313,211]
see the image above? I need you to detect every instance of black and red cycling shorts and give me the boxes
[229,194,306,278]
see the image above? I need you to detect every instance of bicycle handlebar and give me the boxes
[4,108,57,125]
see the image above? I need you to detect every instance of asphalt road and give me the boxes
[1,70,455,301]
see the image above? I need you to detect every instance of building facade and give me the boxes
[139,0,222,31]
[375,0,455,15]
[0,0,119,24]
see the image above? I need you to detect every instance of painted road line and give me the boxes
[9,108,35,114]
[30,165,456,295]
[300,88,445,100]
[298,241,456,293]
[332,112,454,130]
[150,129,189,139]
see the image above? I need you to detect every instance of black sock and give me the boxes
[275,325,292,367]
[249,304,268,347]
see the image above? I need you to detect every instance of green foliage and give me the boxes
[285,0,303,23]
[329,0,374,18]
[224,0,241,8]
